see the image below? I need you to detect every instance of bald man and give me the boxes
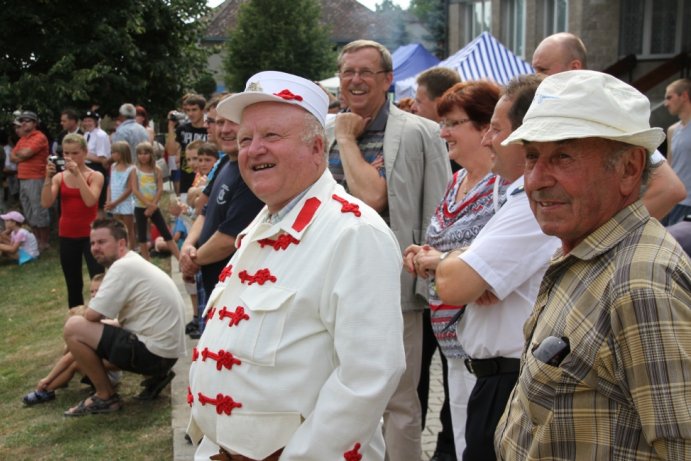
[531,32,587,75]
[531,33,687,220]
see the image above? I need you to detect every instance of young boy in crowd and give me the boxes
[185,142,217,211]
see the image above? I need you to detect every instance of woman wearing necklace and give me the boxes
[403,80,506,460]
[42,133,104,308]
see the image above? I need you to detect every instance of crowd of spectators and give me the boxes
[6,32,691,461]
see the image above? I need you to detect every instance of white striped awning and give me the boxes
[394,32,534,101]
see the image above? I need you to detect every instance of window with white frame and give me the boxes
[502,0,526,57]
[543,0,568,35]
[459,0,492,43]
[619,0,690,57]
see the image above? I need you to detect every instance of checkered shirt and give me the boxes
[496,201,691,460]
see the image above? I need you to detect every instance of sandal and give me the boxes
[64,393,123,417]
[135,371,175,401]
[22,389,55,406]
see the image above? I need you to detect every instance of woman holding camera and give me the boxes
[41,133,104,308]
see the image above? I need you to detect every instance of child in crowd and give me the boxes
[186,142,218,211]
[21,274,122,405]
[131,142,179,260]
[0,211,39,264]
[150,199,188,255]
[104,141,136,250]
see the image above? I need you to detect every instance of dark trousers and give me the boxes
[463,371,519,461]
[134,207,172,243]
[418,309,456,456]
[59,236,104,308]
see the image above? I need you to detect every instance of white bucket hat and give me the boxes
[502,70,665,154]
[218,71,329,127]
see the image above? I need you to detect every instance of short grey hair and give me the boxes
[338,40,393,72]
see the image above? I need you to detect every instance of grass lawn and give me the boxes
[0,246,173,460]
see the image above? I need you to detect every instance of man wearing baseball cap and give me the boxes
[187,71,405,461]
[496,70,691,459]
[10,110,51,251]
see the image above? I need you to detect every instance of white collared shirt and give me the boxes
[456,176,560,359]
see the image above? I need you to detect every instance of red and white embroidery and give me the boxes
[196,347,242,371]
[343,442,362,461]
[187,386,194,406]
[332,194,362,217]
[258,234,299,251]
[239,268,277,285]
[198,392,242,415]
[218,306,250,327]
[218,265,233,282]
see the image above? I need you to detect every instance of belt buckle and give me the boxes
[464,358,475,375]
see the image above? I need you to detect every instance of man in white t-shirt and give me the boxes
[63,218,186,416]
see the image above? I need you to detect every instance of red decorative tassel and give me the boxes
[258,233,299,251]
[332,194,362,217]
[197,392,242,415]
[238,268,277,285]
[343,442,362,460]
[218,265,233,282]
[218,306,250,327]
[199,347,242,371]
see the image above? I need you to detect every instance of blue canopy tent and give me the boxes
[391,43,440,87]
[394,32,534,101]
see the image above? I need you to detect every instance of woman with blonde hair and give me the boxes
[41,133,104,308]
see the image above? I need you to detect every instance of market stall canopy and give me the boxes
[395,32,534,101]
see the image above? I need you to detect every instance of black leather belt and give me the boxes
[464,357,520,378]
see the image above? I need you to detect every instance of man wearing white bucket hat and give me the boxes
[187,71,405,461]
[531,33,686,221]
[496,70,691,460]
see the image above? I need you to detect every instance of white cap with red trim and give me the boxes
[217,71,329,127]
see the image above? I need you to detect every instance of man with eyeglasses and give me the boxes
[327,39,450,461]
[10,111,51,252]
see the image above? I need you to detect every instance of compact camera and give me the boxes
[48,155,66,173]
[168,111,188,125]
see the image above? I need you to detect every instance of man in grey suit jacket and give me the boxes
[327,39,451,461]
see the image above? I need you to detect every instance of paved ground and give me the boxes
[169,258,447,461]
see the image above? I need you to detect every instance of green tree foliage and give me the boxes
[223,0,336,92]
[0,0,210,132]
[410,0,447,58]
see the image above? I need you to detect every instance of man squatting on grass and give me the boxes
[63,218,186,416]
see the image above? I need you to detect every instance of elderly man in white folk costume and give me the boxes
[187,71,406,461]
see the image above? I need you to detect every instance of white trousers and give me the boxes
[447,357,477,460]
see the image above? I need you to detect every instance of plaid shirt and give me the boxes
[496,201,691,460]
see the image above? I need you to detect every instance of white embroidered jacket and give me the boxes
[188,170,406,460]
